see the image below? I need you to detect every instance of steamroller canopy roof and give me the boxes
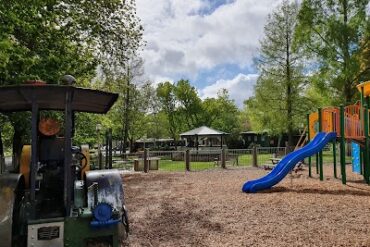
[0,84,118,113]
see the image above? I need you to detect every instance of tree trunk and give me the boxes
[285,17,294,151]
[342,0,353,104]
[122,69,130,153]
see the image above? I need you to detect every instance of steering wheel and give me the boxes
[71,151,88,171]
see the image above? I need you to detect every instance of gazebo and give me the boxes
[180,126,228,150]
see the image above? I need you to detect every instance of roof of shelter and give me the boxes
[0,84,118,113]
[180,126,228,137]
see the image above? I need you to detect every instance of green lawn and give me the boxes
[107,149,354,172]
[159,160,216,171]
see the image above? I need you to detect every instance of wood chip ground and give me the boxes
[122,166,370,247]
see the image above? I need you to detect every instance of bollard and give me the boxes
[221,148,226,169]
[143,149,149,173]
[252,146,258,167]
[185,149,190,171]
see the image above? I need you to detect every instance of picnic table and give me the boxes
[133,157,160,171]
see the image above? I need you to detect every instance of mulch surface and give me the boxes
[122,166,370,247]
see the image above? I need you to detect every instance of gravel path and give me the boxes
[122,166,370,247]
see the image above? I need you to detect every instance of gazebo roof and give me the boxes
[180,126,227,137]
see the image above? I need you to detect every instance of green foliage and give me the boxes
[156,79,241,142]
[0,0,143,151]
[295,0,369,104]
[244,1,310,145]
[202,89,240,134]
[174,79,204,128]
[156,81,183,140]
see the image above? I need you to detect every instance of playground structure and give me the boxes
[243,80,370,193]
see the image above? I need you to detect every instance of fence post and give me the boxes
[144,149,149,173]
[221,148,226,168]
[185,149,190,171]
[252,146,258,167]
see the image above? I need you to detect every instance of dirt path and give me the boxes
[122,166,370,247]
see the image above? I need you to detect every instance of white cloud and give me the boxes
[199,73,258,108]
[136,0,281,82]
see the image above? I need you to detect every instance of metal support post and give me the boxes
[364,103,369,184]
[340,105,346,184]
[307,114,311,177]
[318,108,323,181]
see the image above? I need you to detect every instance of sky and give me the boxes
[135,0,284,107]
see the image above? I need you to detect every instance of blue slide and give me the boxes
[242,132,336,193]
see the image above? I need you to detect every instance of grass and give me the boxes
[107,148,354,172]
[159,160,216,171]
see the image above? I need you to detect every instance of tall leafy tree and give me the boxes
[156,82,182,145]
[296,0,369,104]
[0,0,143,157]
[202,89,240,134]
[246,1,309,148]
[174,79,203,128]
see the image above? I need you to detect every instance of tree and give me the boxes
[0,0,143,157]
[174,79,203,128]
[246,1,309,149]
[296,0,369,104]
[156,82,182,146]
[202,89,240,133]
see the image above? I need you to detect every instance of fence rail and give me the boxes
[91,147,287,172]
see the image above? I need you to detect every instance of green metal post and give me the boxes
[364,103,369,184]
[333,141,337,178]
[360,147,364,175]
[332,111,337,179]
[316,154,319,174]
[340,105,346,184]
[318,108,323,181]
[361,87,365,120]
[307,114,311,177]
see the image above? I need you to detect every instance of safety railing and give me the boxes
[344,104,363,139]
[313,105,367,140]
[322,107,340,134]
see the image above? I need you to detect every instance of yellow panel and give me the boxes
[19,145,31,188]
[81,145,90,179]
[357,81,370,97]
[309,112,319,140]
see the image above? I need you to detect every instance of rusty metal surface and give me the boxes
[0,173,23,247]
[85,170,124,210]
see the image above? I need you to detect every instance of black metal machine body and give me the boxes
[0,82,128,247]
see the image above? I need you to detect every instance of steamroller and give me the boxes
[0,77,129,247]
